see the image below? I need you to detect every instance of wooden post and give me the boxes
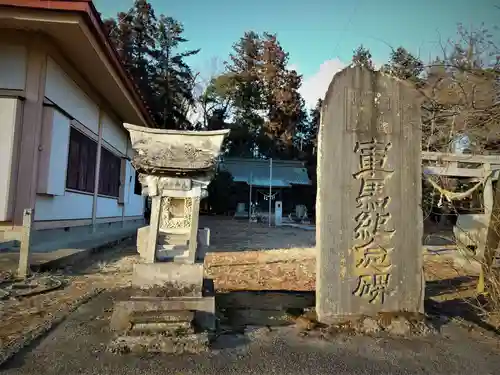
[477,163,493,293]
[18,208,33,279]
[483,166,500,295]
[91,111,103,234]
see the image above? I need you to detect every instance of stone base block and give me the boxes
[112,296,216,331]
[136,226,149,259]
[110,306,195,335]
[130,321,194,335]
[137,226,199,263]
[130,310,194,324]
[132,263,203,296]
[108,332,209,354]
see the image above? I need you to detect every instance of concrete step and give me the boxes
[158,232,189,246]
[0,227,138,274]
[159,228,190,235]
[115,296,216,331]
[156,244,189,261]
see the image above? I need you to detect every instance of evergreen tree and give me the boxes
[225,31,264,156]
[382,47,424,83]
[222,31,306,158]
[260,33,305,158]
[352,45,374,69]
[198,73,236,130]
[129,0,158,103]
[103,0,199,129]
[103,13,135,76]
[153,15,200,129]
[308,98,322,155]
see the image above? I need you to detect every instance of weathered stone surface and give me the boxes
[108,332,209,354]
[132,263,203,295]
[119,296,216,330]
[359,317,381,334]
[130,310,194,324]
[386,317,412,336]
[110,304,133,332]
[116,124,228,344]
[124,123,229,173]
[137,226,149,259]
[110,306,195,334]
[316,66,424,324]
[130,321,194,335]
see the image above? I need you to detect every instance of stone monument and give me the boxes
[109,124,229,353]
[316,66,424,324]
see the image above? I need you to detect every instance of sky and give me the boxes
[94,0,500,109]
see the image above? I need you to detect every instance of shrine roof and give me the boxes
[219,158,311,187]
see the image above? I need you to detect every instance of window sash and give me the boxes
[66,127,97,193]
[133,171,142,195]
[98,146,121,197]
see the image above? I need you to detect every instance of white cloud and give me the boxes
[296,58,386,110]
[298,58,347,109]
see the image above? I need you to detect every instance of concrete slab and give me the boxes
[108,332,209,354]
[132,263,204,291]
[116,296,216,330]
[110,308,194,332]
[0,227,137,273]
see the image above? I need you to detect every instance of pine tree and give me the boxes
[103,13,135,75]
[198,73,236,130]
[260,33,305,158]
[153,15,200,129]
[382,47,424,83]
[225,31,264,156]
[222,31,306,158]
[308,98,322,154]
[352,45,374,69]
[102,0,200,129]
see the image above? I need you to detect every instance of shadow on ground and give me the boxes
[425,297,500,335]
[3,288,500,375]
[426,276,477,297]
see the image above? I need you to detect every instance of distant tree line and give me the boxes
[103,0,499,177]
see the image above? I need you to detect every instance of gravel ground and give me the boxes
[2,290,500,375]
[0,217,490,371]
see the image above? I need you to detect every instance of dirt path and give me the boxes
[0,218,486,366]
[3,291,500,375]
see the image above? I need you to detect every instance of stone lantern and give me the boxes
[109,124,229,353]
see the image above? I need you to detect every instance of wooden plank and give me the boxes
[424,166,485,178]
[422,152,500,164]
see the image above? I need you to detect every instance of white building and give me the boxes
[0,0,149,249]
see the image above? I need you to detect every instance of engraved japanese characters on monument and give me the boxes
[316,66,423,324]
[352,139,395,304]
